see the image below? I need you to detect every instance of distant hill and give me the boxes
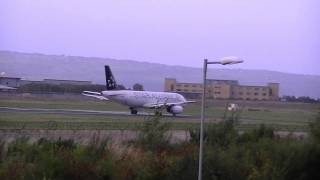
[1,50,320,98]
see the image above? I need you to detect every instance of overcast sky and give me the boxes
[1,0,319,75]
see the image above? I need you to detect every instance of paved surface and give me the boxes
[0,106,196,119]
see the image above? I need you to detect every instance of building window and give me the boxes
[176,84,181,87]
[254,92,259,96]
[239,92,243,95]
[176,89,181,91]
[214,92,221,94]
[184,84,189,87]
[262,93,267,96]
[170,84,174,91]
[247,92,251,95]
[192,85,197,87]
[254,88,259,91]
[184,89,189,92]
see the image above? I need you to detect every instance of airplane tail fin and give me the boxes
[105,65,117,90]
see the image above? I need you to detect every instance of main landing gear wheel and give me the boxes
[154,111,162,116]
[130,108,138,115]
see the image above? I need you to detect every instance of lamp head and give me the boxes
[219,56,244,65]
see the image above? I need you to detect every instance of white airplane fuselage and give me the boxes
[102,90,186,108]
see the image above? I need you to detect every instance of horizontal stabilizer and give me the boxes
[82,91,108,100]
[184,100,196,104]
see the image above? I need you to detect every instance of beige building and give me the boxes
[164,78,279,101]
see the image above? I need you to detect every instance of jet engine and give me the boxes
[167,105,184,114]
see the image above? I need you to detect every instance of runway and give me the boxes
[0,106,196,119]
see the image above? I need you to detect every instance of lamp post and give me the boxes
[198,57,244,180]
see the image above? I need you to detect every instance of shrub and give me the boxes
[134,115,172,152]
[238,124,275,144]
[206,120,238,149]
[310,110,320,143]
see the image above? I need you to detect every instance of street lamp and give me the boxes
[198,57,244,180]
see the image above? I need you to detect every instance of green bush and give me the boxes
[238,124,275,144]
[310,110,320,143]
[0,137,115,180]
[189,120,238,148]
[206,120,238,149]
[133,116,172,152]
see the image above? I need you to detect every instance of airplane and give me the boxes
[82,66,195,116]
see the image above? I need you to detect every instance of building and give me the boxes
[1,76,92,87]
[164,78,279,101]
[0,77,21,88]
[20,80,43,86]
[0,84,17,92]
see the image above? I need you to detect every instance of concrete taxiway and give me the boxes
[0,107,195,119]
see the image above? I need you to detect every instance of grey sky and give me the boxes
[1,0,319,75]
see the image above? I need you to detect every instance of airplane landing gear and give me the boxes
[130,107,138,115]
[154,110,162,116]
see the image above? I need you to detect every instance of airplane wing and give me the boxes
[82,91,109,100]
[143,101,196,108]
[184,100,197,104]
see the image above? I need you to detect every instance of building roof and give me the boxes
[43,79,91,82]
[0,76,21,80]
[207,79,238,82]
[0,84,17,90]
[20,80,43,82]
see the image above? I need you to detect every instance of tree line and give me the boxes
[282,95,320,103]
[18,83,144,93]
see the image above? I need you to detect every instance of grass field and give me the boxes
[0,95,319,131]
